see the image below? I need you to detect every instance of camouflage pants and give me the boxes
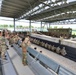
[9,39,13,45]
[22,52,27,65]
[1,50,6,59]
[1,46,7,59]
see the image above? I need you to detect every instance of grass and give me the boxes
[72,30,76,35]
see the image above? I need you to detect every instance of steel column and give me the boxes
[14,18,15,31]
[29,20,31,33]
[41,21,42,31]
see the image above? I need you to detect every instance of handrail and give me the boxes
[13,42,76,75]
[27,47,76,75]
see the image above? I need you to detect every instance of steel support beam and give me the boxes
[41,21,43,31]
[14,18,15,31]
[29,20,31,34]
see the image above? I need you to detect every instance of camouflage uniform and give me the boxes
[0,36,7,59]
[59,36,63,44]
[21,42,27,65]
[60,47,67,55]
[13,35,16,44]
[9,34,14,45]
[56,47,61,54]
[21,37,31,66]
[13,35,19,44]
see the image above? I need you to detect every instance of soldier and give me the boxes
[51,45,56,51]
[9,33,12,45]
[37,40,40,45]
[45,43,48,48]
[56,47,61,54]
[21,35,31,66]
[60,47,67,55]
[13,33,18,44]
[9,33,14,46]
[42,42,45,47]
[48,44,52,50]
[0,30,7,60]
[59,34,63,44]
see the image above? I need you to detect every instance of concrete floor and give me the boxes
[7,45,35,75]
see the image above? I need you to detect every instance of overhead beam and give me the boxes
[18,0,46,19]
[26,4,76,20]
[25,1,76,20]
[43,13,76,22]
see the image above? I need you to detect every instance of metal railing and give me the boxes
[14,41,76,75]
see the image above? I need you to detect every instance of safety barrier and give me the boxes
[27,53,57,75]
[0,55,3,75]
[13,44,22,56]
[58,66,75,75]
[27,47,59,73]
[13,43,76,75]
[27,47,76,75]
[30,35,76,62]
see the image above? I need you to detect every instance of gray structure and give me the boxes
[0,0,76,24]
[0,1,76,75]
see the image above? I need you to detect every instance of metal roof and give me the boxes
[25,0,76,22]
[0,0,76,23]
[0,0,46,18]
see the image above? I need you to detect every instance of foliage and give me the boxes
[9,25,14,28]
[50,26,52,28]
[59,26,63,28]
[54,26,58,29]
[72,30,76,35]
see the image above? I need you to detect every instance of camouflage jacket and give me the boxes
[0,36,7,50]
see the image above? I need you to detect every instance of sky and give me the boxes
[68,0,76,2]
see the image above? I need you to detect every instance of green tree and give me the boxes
[54,26,58,29]
[3,24,8,28]
[50,26,52,29]
[9,25,14,28]
[16,26,20,29]
[0,25,3,28]
[19,25,23,28]
[29,25,34,28]
[59,26,63,28]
